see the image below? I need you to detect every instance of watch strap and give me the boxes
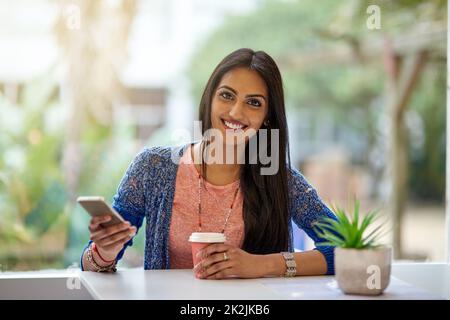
[281,251,297,277]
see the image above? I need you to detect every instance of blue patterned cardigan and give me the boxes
[81,142,337,275]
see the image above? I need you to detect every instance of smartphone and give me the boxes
[77,196,125,228]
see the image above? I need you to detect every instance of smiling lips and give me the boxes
[222,119,247,130]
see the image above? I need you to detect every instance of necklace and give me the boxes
[196,173,240,233]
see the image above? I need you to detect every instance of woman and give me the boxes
[81,48,337,279]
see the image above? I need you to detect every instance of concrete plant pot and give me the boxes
[335,246,392,296]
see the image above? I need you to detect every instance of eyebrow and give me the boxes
[217,85,267,102]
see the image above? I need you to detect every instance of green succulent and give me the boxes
[314,200,387,249]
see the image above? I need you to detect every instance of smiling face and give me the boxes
[210,67,269,146]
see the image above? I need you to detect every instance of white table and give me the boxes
[392,263,450,299]
[79,263,449,300]
[1,263,448,299]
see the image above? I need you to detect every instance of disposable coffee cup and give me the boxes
[189,232,226,267]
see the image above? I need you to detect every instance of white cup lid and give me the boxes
[189,232,226,243]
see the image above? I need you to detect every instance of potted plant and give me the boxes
[314,201,392,296]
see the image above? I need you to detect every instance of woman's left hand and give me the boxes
[193,244,266,279]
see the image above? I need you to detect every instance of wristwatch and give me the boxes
[281,252,297,277]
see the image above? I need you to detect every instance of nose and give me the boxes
[228,101,245,121]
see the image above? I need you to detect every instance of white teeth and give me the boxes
[224,120,245,130]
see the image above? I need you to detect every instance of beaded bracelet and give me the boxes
[86,243,117,273]
[92,242,116,263]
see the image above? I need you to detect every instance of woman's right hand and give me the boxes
[88,215,137,262]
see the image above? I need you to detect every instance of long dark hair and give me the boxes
[198,48,291,254]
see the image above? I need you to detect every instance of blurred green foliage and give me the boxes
[408,66,446,200]
[0,70,141,270]
[0,71,69,269]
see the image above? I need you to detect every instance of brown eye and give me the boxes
[248,99,262,107]
[219,91,233,100]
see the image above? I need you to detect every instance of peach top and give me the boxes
[169,144,245,268]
